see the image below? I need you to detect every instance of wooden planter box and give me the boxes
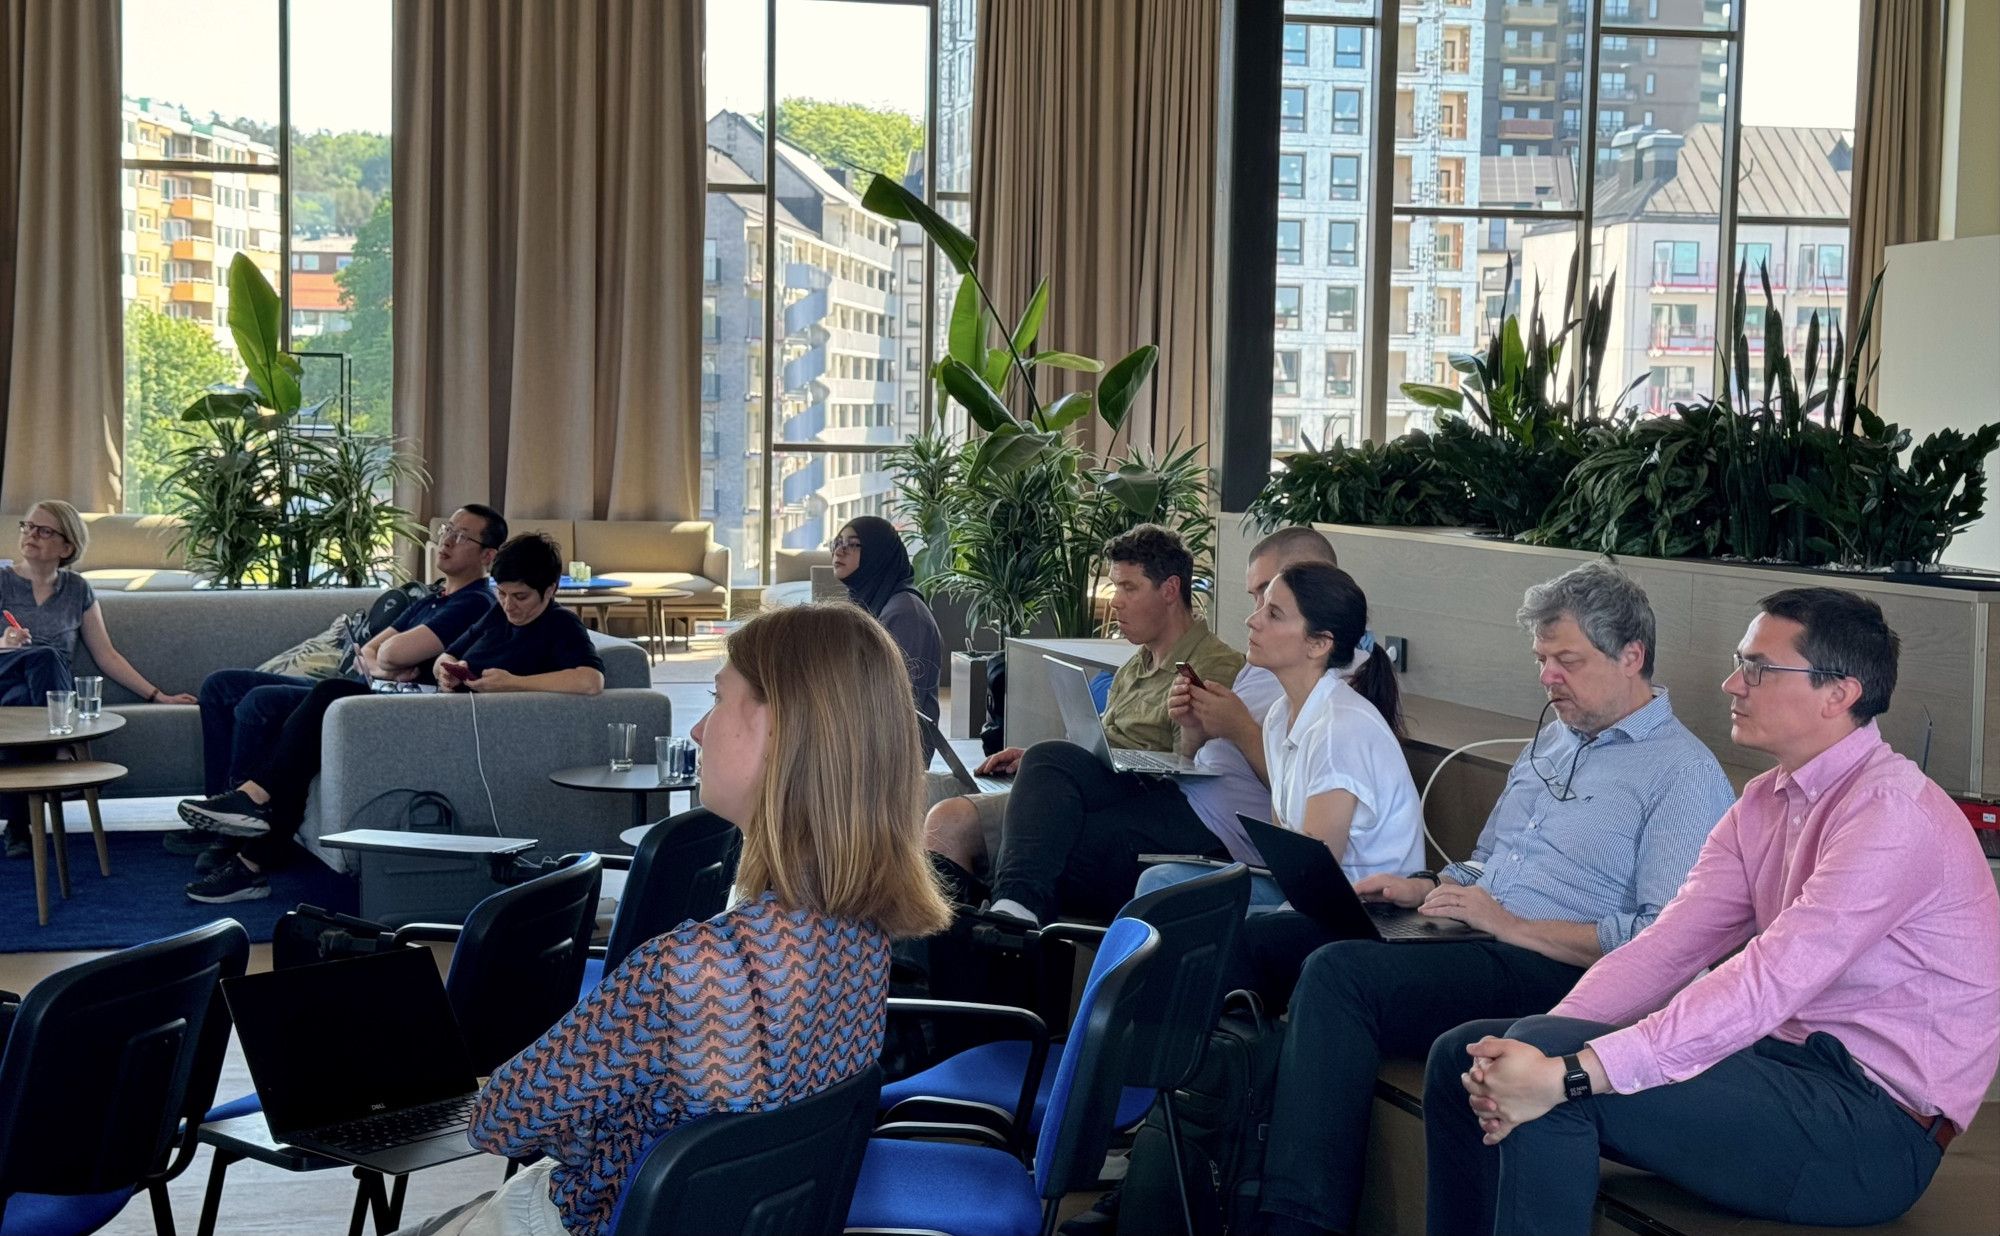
[1216,514,2000,796]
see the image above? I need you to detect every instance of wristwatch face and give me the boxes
[1562,1055,1591,1101]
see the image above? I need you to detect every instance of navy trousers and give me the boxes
[1,647,75,832]
[1423,1015,1946,1236]
[198,668,312,794]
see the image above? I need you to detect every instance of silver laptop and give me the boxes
[918,711,1011,794]
[810,564,844,602]
[1046,657,1217,777]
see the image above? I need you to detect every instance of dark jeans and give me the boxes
[199,668,313,794]
[240,677,371,868]
[2,647,75,833]
[1261,938,1585,1234]
[1424,1016,1947,1236]
[1229,909,1352,1014]
[988,740,1223,924]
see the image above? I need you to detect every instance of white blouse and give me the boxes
[1261,671,1426,881]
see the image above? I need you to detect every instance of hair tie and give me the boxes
[1357,631,1376,653]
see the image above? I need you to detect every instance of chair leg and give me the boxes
[49,795,72,898]
[196,1150,240,1236]
[86,786,110,876]
[1162,1090,1199,1236]
[385,1173,409,1230]
[346,1170,378,1236]
[149,1179,178,1236]
[26,793,49,925]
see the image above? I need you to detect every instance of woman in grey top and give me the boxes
[1,500,196,855]
[831,516,942,745]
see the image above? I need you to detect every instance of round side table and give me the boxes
[614,587,693,661]
[548,765,701,840]
[0,759,127,925]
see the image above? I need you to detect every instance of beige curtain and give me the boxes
[0,0,121,513]
[1848,0,1945,354]
[971,0,1219,460]
[393,0,703,525]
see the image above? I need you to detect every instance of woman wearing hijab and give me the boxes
[832,515,943,726]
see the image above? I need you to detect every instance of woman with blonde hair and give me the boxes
[1,500,197,856]
[395,601,951,1236]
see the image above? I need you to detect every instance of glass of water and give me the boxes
[607,722,637,772]
[656,735,698,782]
[75,675,104,721]
[46,690,77,736]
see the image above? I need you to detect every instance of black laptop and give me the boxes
[1236,815,1492,944]
[222,945,486,1175]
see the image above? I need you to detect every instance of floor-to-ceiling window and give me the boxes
[119,0,392,513]
[703,0,976,585]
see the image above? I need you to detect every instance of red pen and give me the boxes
[2,610,22,633]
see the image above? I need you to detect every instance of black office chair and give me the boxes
[195,854,604,1236]
[609,1064,881,1236]
[0,919,249,1236]
[586,807,741,989]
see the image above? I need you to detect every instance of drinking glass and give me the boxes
[607,722,637,772]
[657,735,698,781]
[75,675,104,721]
[46,690,77,736]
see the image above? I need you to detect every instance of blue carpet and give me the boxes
[0,831,357,953]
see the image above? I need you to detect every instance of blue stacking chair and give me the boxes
[878,865,1250,1162]
[845,917,1162,1236]
[0,919,249,1236]
[195,854,602,1236]
[582,806,739,993]
[608,1065,882,1235]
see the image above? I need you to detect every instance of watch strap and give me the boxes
[1561,1053,1592,1102]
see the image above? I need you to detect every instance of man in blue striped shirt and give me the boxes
[1256,562,1736,1236]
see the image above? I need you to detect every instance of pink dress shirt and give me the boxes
[1554,722,2000,1131]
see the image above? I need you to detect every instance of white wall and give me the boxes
[1877,235,2000,571]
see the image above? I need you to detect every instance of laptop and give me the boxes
[918,711,1011,794]
[222,945,486,1175]
[1236,815,1492,944]
[1046,657,1217,777]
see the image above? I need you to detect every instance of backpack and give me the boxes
[1116,991,1283,1236]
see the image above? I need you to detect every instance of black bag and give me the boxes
[365,581,437,639]
[271,904,400,970]
[1116,991,1283,1236]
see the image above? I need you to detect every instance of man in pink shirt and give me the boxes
[1423,587,2000,1234]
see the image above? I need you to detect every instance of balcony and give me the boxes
[1648,325,1714,353]
[1506,44,1560,64]
[784,401,828,440]
[1501,80,1557,101]
[171,236,214,262]
[169,197,214,223]
[168,281,215,305]
[1498,117,1557,141]
[784,287,827,336]
[1504,2,1560,25]
[781,515,826,552]
[1598,84,1638,102]
[782,456,824,504]
[783,346,826,392]
[1650,261,1718,292]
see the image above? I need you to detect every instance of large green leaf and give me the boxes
[180,385,262,423]
[1011,277,1049,357]
[1095,345,1159,434]
[937,356,1015,433]
[1028,350,1105,373]
[860,173,976,274]
[1040,391,1095,432]
[1101,464,1163,517]
[1399,382,1464,411]
[224,253,298,416]
[947,275,988,371]
[966,426,1059,480]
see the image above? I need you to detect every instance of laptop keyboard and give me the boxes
[307,1095,479,1154]
[1117,749,1187,774]
[1366,902,1464,940]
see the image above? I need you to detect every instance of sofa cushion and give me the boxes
[83,588,382,705]
[573,521,714,574]
[507,519,575,563]
[256,614,354,678]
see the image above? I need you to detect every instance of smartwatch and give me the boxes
[1411,869,1440,887]
[1560,1053,1592,1102]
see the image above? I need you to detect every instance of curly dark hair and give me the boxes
[1103,523,1194,609]
[489,533,563,592]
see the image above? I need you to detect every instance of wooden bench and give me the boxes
[1356,1060,1999,1235]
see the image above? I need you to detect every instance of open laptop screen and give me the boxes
[223,945,478,1136]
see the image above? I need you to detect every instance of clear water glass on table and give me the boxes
[657,735,698,781]
[607,722,637,772]
[75,675,103,721]
[46,689,77,736]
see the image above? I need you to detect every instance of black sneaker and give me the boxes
[194,842,242,875]
[161,828,215,856]
[178,790,273,838]
[185,858,269,904]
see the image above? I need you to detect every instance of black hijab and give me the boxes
[840,516,923,618]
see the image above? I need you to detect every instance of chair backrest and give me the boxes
[609,1064,882,1236]
[604,807,742,970]
[1115,864,1250,1091]
[1032,918,1161,1202]
[0,920,249,1202]
[446,854,604,1075]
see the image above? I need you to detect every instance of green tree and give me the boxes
[324,192,393,436]
[122,303,236,513]
[774,98,924,182]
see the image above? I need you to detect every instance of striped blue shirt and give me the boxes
[1440,688,1735,954]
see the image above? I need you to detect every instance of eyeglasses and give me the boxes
[1730,652,1847,688]
[1527,698,1588,802]
[827,536,862,553]
[18,522,66,542]
[434,524,489,549]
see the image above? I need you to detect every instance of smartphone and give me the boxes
[441,661,475,683]
[1175,661,1202,689]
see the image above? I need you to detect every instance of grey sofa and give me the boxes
[80,589,668,867]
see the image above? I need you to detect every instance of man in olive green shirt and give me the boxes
[925,524,1244,923]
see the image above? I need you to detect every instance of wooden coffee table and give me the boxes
[0,759,126,925]
[614,587,693,661]
[0,706,126,753]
